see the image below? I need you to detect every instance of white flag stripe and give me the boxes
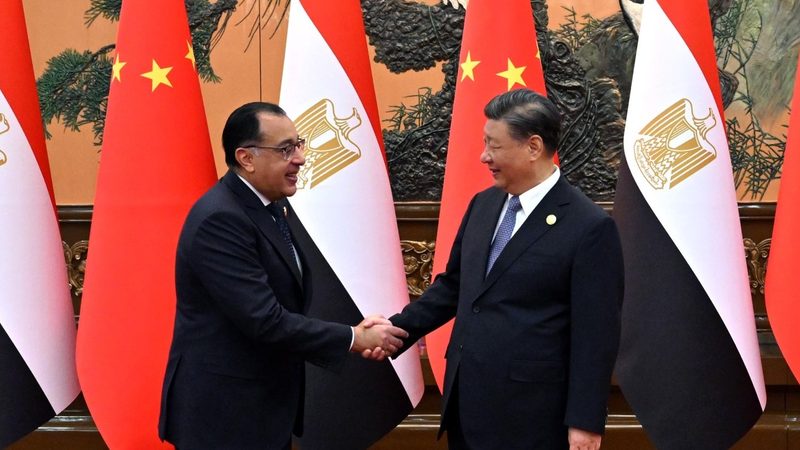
[280,1,423,404]
[0,89,79,412]
[624,0,765,407]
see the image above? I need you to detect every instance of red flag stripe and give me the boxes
[658,0,725,116]
[0,0,55,206]
[300,0,385,157]
[765,50,800,382]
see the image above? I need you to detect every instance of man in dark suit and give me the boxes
[158,102,408,449]
[383,90,624,450]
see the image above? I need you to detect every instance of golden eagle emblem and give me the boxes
[294,99,362,189]
[634,98,717,189]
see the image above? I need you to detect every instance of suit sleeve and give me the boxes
[390,195,477,357]
[564,215,624,434]
[188,210,351,369]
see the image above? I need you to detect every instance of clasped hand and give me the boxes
[351,315,408,361]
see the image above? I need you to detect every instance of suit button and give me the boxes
[458,344,463,351]
[472,306,480,313]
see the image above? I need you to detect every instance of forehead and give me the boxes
[256,113,297,143]
[483,118,512,141]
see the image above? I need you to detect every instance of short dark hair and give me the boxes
[483,89,561,155]
[222,102,287,168]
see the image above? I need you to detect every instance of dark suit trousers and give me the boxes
[445,371,569,450]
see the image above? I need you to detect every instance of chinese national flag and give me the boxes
[75,1,217,448]
[426,0,546,389]
[766,52,800,382]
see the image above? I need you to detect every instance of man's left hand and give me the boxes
[568,427,601,450]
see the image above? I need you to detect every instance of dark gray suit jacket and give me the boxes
[158,171,351,449]
[391,176,624,450]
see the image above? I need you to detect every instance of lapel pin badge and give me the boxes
[546,214,557,225]
[283,206,288,217]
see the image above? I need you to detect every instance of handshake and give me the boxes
[350,315,408,361]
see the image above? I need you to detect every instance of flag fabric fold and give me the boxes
[765,52,800,382]
[426,0,547,389]
[279,0,423,447]
[75,0,217,448]
[615,0,765,448]
[0,1,80,446]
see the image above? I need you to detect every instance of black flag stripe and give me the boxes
[0,324,56,448]
[614,158,762,449]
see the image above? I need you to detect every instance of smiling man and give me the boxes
[158,102,408,449]
[386,89,624,450]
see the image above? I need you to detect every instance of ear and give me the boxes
[527,134,545,161]
[235,148,256,173]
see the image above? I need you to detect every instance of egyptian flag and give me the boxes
[0,1,81,446]
[614,0,766,448]
[766,52,800,382]
[279,0,423,447]
[75,0,217,448]
[426,0,547,388]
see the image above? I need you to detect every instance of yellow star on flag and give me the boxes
[112,54,126,83]
[460,51,480,82]
[185,41,196,69]
[496,58,527,91]
[141,59,173,91]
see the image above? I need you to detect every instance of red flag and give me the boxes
[75,0,217,448]
[0,1,79,446]
[766,52,800,382]
[427,0,546,389]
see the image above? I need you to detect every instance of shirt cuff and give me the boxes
[349,326,355,351]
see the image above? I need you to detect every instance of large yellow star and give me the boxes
[112,54,126,83]
[185,41,196,69]
[141,59,173,91]
[496,58,527,91]
[460,51,480,82]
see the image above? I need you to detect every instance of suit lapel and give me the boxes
[478,176,573,296]
[222,172,303,285]
[460,188,506,300]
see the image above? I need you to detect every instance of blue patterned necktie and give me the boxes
[266,202,297,265]
[486,195,521,275]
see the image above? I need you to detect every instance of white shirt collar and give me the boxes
[236,173,272,207]
[514,165,560,215]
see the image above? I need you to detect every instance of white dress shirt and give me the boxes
[491,166,561,241]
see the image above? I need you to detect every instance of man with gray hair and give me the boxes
[384,89,624,450]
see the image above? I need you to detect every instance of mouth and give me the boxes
[286,172,298,184]
[489,168,500,177]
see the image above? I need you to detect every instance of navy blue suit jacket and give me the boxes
[158,171,351,449]
[391,176,624,449]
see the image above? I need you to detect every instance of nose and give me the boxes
[292,144,306,165]
[480,146,492,164]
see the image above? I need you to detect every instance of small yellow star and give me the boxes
[112,54,126,83]
[536,48,541,59]
[460,51,480,82]
[185,41,196,69]
[496,58,527,91]
[141,59,173,92]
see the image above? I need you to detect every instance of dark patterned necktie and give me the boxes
[486,195,521,275]
[266,202,297,264]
